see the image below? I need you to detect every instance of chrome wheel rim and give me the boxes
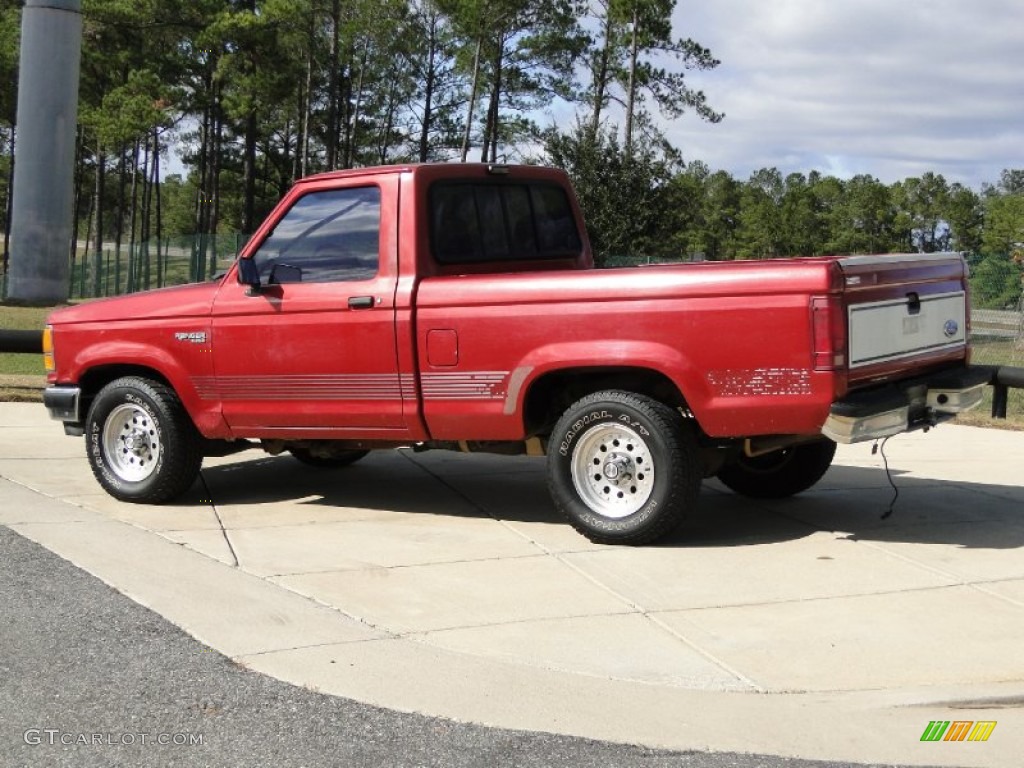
[102,403,161,483]
[570,423,654,518]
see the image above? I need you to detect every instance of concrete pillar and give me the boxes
[6,0,82,304]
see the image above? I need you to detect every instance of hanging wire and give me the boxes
[872,436,899,519]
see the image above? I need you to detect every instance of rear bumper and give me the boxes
[822,366,991,444]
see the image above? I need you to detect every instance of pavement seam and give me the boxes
[0,515,94,525]
[252,572,404,640]
[641,579,1024,614]
[396,449,557,553]
[390,608,640,636]
[968,581,1024,610]
[231,635,398,659]
[259,551,551,578]
[540,557,767,693]
[198,468,240,567]
[397,451,766,691]
[855,536,994,584]
[1,472,71,501]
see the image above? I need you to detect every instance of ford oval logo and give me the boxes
[943,319,959,338]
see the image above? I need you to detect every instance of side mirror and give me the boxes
[237,258,261,293]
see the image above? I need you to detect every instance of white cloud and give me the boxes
[663,0,1024,188]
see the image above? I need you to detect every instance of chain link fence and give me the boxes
[0,234,245,300]
[62,234,247,300]
[969,296,1024,422]
[970,297,1024,369]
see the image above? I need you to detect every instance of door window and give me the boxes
[253,186,381,283]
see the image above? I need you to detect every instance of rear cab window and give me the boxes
[430,181,582,266]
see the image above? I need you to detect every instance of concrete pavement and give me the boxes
[2,401,1023,766]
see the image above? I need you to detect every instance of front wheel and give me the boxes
[547,391,701,545]
[716,438,837,499]
[85,377,203,503]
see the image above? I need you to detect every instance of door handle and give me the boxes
[348,296,375,310]
[906,292,921,315]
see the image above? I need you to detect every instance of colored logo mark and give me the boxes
[920,720,996,742]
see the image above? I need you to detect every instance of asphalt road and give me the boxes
[0,526,944,768]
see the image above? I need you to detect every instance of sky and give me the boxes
[660,0,1024,189]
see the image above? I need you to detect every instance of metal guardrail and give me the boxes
[0,329,43,353]
[981,365,1024,419]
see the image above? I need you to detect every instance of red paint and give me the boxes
[46,164,971,446]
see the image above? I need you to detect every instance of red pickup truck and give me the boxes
[43,163,990,544]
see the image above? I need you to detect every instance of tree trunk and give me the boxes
[4,128,15,274]
[153,129,164,288]
[140,136,153,289]
[345,41,368,169]
[589,4,615,141]
[126,140,140,292]
[69,126,84,267]
[486,35,504,164]
[79,186,94,298]
[460,37,483,163]
[326,0,341,169]
[242,110,257,234]
[418,10,438,163]
[114,145,126,293]
[211,97,222,252]
[241,0,257,233]
[624,7,640,159]
[299,30,313,178]
[193,73,211,283]
[91,142,105,297]
[378,71,400,164]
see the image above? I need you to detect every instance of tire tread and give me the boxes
[85,376,203,504]
[716,439,836,499]
[548,390,700,546]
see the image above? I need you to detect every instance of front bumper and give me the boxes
[822,366,991,444]
[44,386,83,435]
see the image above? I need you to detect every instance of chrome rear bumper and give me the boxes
[823,367,990,444]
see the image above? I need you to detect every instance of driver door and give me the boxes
[210,177,405,436]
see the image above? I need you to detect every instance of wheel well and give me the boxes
[523,367,688,436]
[78,365,173,417]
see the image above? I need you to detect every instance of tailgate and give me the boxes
[839,253,968,380]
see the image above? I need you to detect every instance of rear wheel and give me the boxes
[85,377,202,503]
[716,439,837,499]
[547,390,700,545]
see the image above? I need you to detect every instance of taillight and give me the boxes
[811,297,846,371]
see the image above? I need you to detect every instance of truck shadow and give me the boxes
[190,451,1024,552]
[672,463,1024,551]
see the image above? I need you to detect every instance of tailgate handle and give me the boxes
[348,296,375,310]
[906,292,921,315]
